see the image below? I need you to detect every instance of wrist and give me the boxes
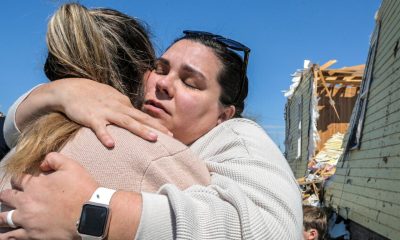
[47,78,98,114]
[43,80,68,113]
[15,84,52,130]
[107,191,142,240]
[77,187,116,240]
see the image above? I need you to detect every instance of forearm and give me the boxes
[150,175,300,240]
[138,153,301,239]
[15,83,59,132]
[108,191,142,240]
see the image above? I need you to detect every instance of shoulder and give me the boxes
[218,118,268,139]
[197,118,267,141]
[64,125,189,159]
[190,118,283,163]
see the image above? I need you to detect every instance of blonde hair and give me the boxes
[4,3,155,178]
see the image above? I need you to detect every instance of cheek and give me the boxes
[175,94,199,114]
[176,92,220,119]
[144,73,157,94]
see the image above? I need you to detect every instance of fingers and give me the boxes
[0,210,12,228]
[0,210,17,229]
[124,107,171,135]
[10,175,32,191]
[110,113,158,142]
[0,228,28,240]
[0,189,21,209]
[91,121,115,148]
[89,106,168,143]
[40,152,73,172]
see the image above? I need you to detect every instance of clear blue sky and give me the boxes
[0,0,381,149]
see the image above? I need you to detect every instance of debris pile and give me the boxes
[298,132,345,206]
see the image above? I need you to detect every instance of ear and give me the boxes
[217,105,236,125]
[307,229,319,240]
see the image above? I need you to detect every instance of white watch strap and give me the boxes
[89,187,116,205]
[81,235,101,240]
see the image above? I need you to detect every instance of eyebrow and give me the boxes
[156,57,170,67]
[157,57,207,83]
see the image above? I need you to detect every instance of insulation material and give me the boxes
[283,71,302,99]
[307,76,320,162]
[314,133,344,166]
[298,132,345,206]
[308,132,344,180]
[283,60,312,99]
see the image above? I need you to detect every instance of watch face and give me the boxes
[78,203,109,237]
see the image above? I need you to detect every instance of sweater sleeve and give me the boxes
[0,116,10,159]
[3,84,43,148]
[136,118,303,240]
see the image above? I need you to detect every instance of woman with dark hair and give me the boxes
[0,13,302,240]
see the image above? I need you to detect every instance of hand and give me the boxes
[0,152,99,240]
[17,78,171,148]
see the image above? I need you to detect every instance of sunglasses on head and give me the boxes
[183,30,250,105]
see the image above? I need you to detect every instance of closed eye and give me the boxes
[180,65,206,90]
[182,78,199,90]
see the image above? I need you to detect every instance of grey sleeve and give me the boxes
[3,84,44,148]
[135,193,174,240]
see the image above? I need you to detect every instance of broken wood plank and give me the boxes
[339,64,365,71]
[320,59,337,70]
[327,69,365,75]
[317,67,341,120]
[323,80,361,86]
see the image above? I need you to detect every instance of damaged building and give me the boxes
[284,0,400,238]
[284,60,363,179]
[324,0,400,238]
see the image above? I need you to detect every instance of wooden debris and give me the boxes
[298,132,345,206]
[312,61,365,120]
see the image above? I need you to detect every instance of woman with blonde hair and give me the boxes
[1,2,209,204]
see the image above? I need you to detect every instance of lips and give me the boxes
[144,99,170,115]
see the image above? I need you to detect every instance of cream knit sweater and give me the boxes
[137,118,303,239]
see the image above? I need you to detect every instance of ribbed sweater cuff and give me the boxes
[135,192,174,240]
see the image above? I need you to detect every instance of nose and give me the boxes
[156,74,175,99]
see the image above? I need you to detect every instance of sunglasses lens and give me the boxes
[183,30,214,37]
[217,38,249,52]
[183,30,249,51]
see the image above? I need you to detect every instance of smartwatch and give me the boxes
[77,187,116,240]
